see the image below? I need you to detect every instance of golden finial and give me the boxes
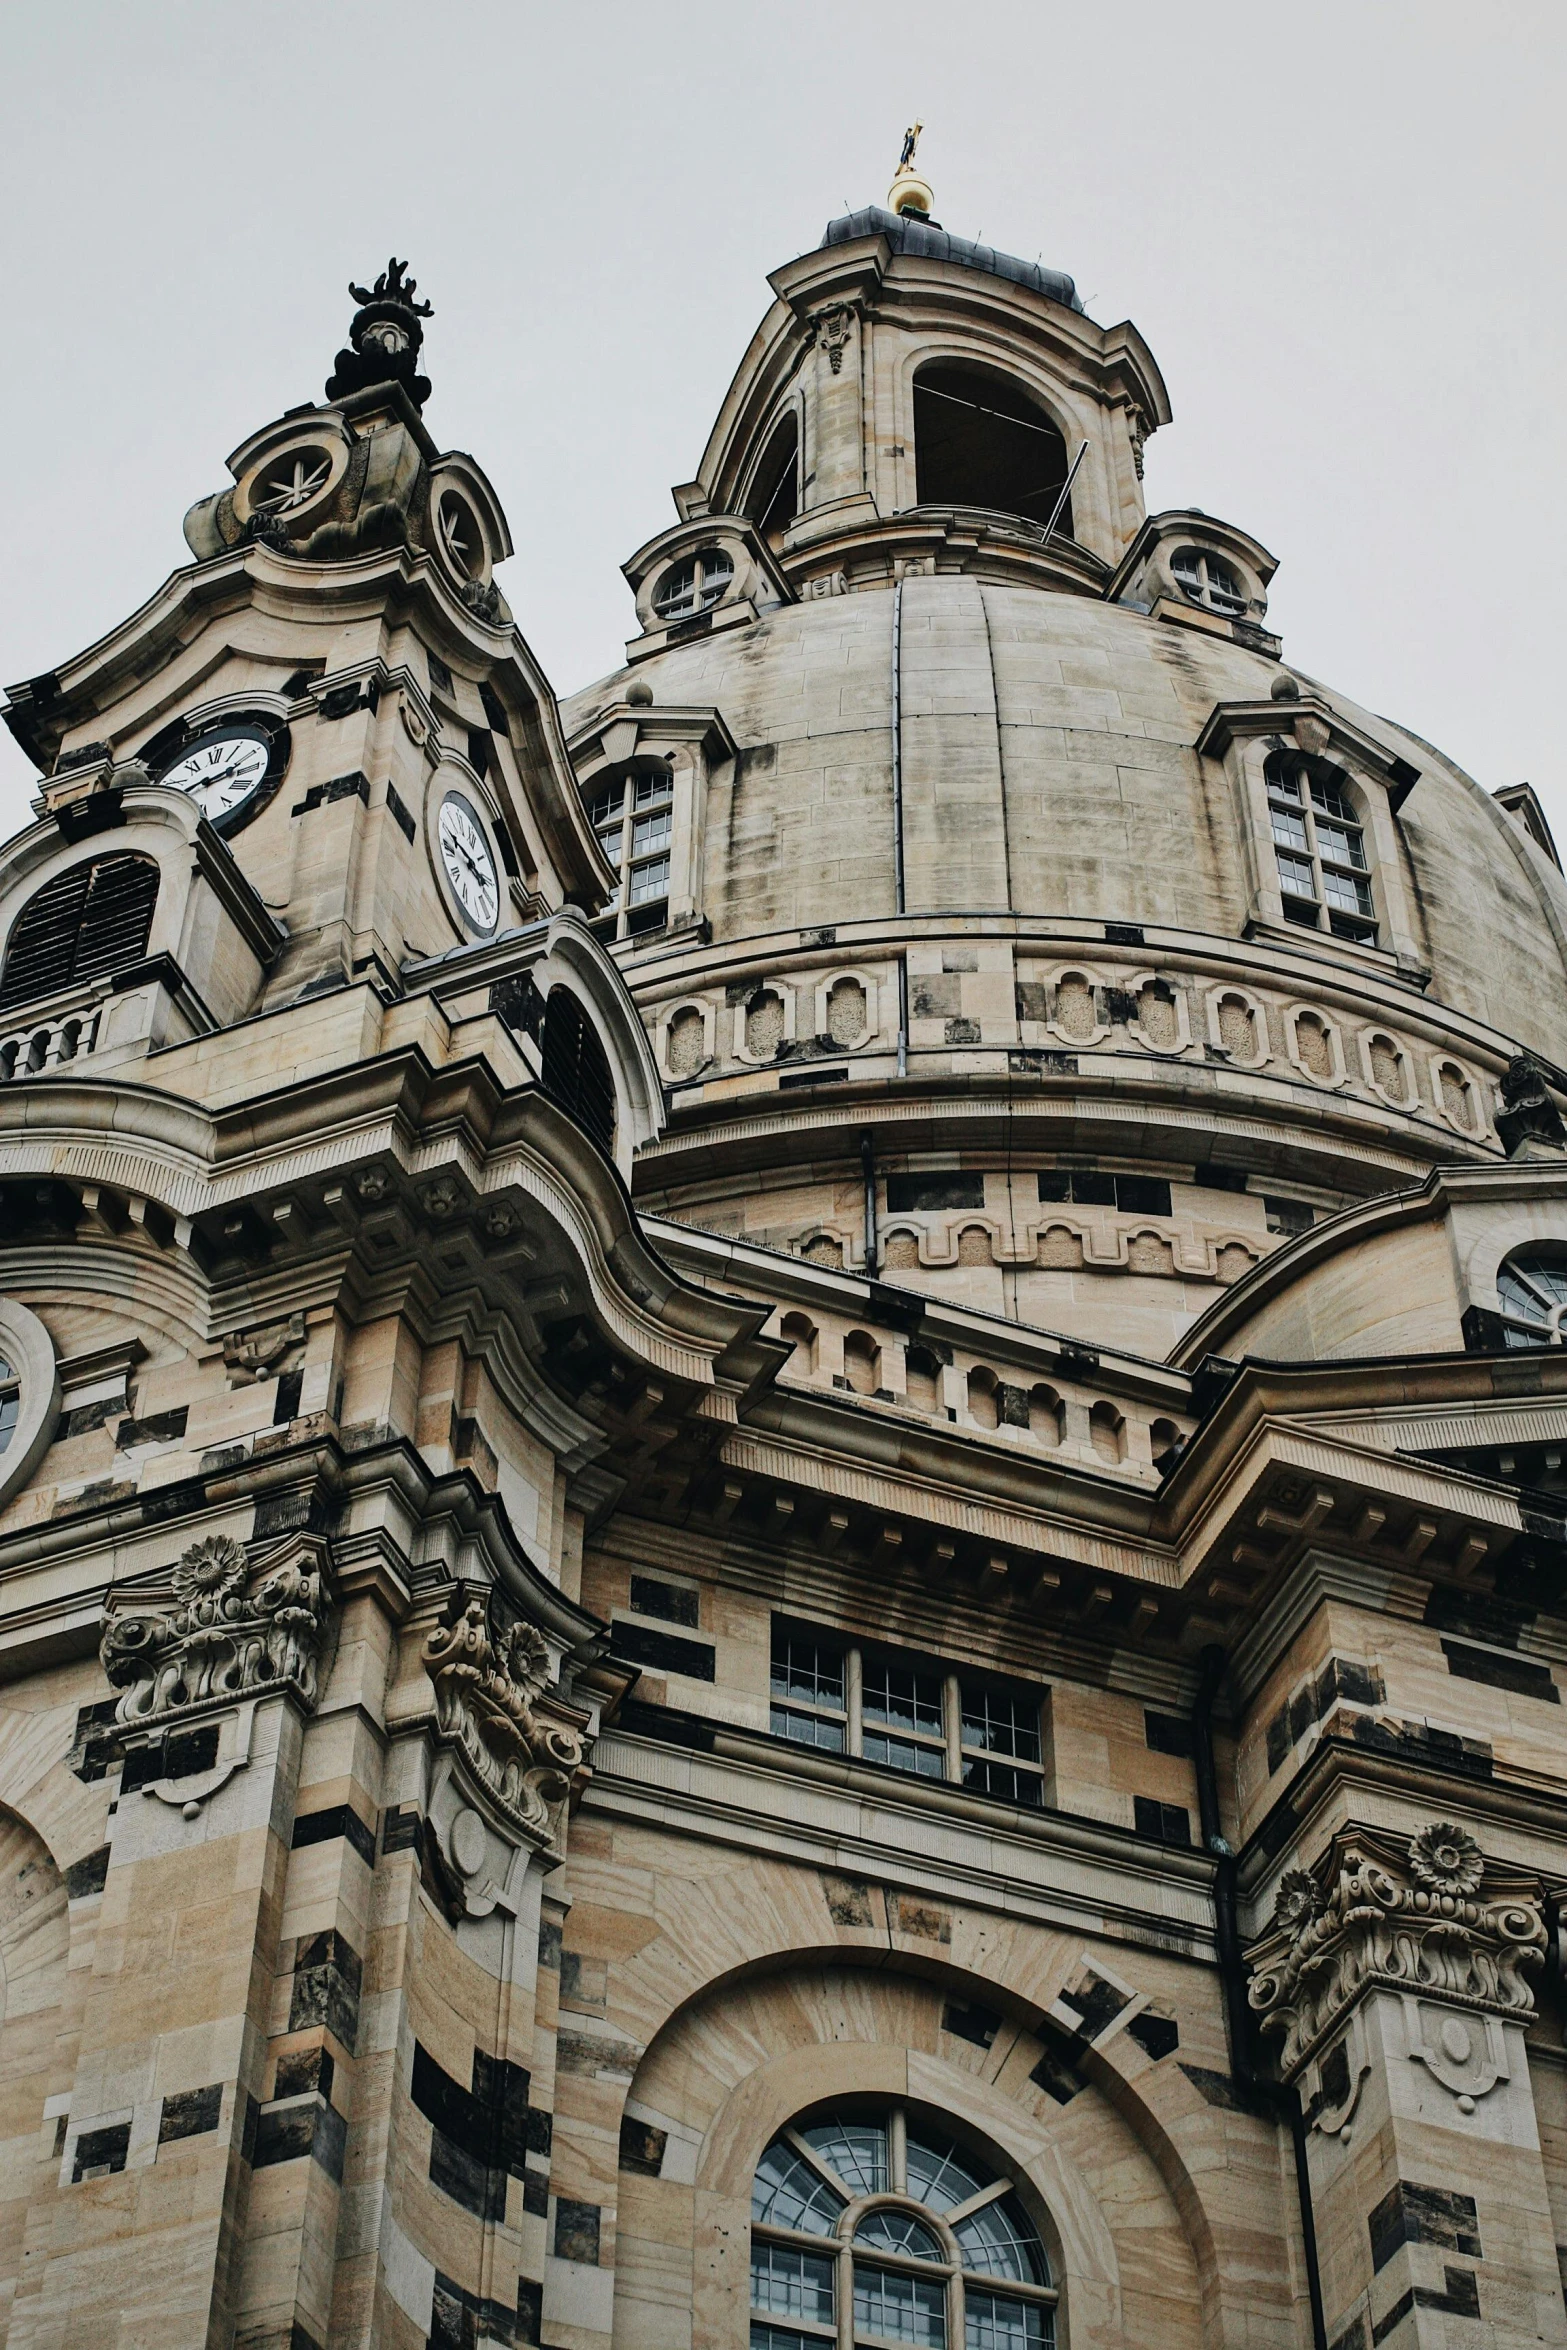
[888,120,934,221]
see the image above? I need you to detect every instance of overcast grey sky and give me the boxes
[1,1,1561,847]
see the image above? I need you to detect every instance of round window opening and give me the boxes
[1171,546,1247,618]
[750,2099,1057,2349]
[0,1354,18,1461]
[652,546,733,621]
[1496,1248,1567,1349]
[436,491,485,581]
[248,444,337,518]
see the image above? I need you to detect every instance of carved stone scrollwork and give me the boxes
[1245,1821,1546,2079]
[101,1533,332,1728]
[421,1594,585,1850]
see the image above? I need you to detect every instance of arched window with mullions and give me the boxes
[1496,1247,1567,1348]
[751,2100,1058,2349]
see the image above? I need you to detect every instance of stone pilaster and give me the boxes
[1247,1822,1565,2350]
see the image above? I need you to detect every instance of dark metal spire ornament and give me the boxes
[325,257,435,411]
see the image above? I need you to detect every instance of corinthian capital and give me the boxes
[1245,1821,1547,2078]
[101,1533,332,1729]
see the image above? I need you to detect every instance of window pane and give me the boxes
[1170,549,1203,589]
[629,856,670,903]
[752,2142,846,2235]
[855,2210,944,2261]
[863,1730,945,1777]
[696,548,735,608]
[771,1705,846,1752]
[801,2119,887,2196]
[852,2264,946,2345]
[1308,777,1352,820]
[1268,767,1303,802]
[1314,820,1366,870]
[1275,852,1317,900]
[1203,561,1246,616]
[1322,869,1373,918]
[587,786,624,829]
[862,1659,943,1735]
[752,2327,820,2350]
[634,768,673,807]
[654,561,698,618]
[1270,808,1308,852]
[905,2134,988,2213]
[771,1633,845,1709]
[633,808,672,855]
[954,2195,1046,2283]
[596,827,623,868]
[961,1757,1042,1806]
[966,2291,1052,2350]
[960,1685,1040,1762]
[752,2244,835,2322]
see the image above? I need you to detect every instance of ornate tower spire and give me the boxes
[324,257,435,410]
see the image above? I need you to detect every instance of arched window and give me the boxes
[1170,546,1246,617]
[1265,753,1377,945]
[541,988,616,1157]
[749,415,800,547]
[914,362,1071,535]
[1496,1248,1567,1349]
[751,2099,1057,2349]
[652,547,734,621]
[584,761,672,939]
[0,853,159,1014]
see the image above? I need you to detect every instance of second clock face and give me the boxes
[438,793,499,932]
[160,725,274,824]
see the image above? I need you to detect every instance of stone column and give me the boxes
[1246,1821,1565,2350]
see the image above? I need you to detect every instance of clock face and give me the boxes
[438,793,500,932]
[159,725,274,824]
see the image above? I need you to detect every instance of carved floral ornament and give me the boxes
[1245,1821,1546,2079]
[100,1533,331,1726]
[420,1594,585,1847]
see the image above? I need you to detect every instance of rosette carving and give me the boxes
[101,1535,331,1726]
[421,1596,584,1845]
[1245,1821,1546,2077]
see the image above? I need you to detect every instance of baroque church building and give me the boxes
[3,155,1567,2350]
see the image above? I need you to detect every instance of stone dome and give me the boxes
[560,215,1567,1361]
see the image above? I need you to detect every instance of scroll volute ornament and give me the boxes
[421,1595,585,1845]
[101,1533,331,1725]
[1245,1821,1547,2078]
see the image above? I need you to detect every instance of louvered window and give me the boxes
[541,988,616,1157]
[0,854,159,1013]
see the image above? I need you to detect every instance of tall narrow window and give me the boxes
[914,362,1070,535]
[750,2101,1058,2350]
[541,988,616,1157]
[0,853,159,1013]
[1266,755,1376,944]
[584,762,673,940]
[749,415,800,548]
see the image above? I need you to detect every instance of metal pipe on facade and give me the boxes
[892,578,908,1079]
[860,1133,879,1278]
[1192,1645,1328,2350]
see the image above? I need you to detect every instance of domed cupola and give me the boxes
[658,144,1170,609]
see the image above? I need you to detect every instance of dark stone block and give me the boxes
[1058,1971,1130,2039]
[911,976,961,1019]
[430,2127,505,2220]
[272,1369,303,1424]
[292,1804,376,1865]
[1144,1709,1194,1758]
[1369,2181,1481,2273]
[629,1575,699,1628]
[554,2198,600,2264]
[121,1724,220,1792]
[72,2121,131,2182]
[885,1171,985,1213]
[139,1477,206,1524]
[944,1017,982,1045]
[158,2083,223,2144]
[115,1407,188,1449]
[525,2107,552,2157]
[1104,923,1145,946]
[64,1844,110,1899]
[537,1918,562,1970]
[619,2117,667,2176]
[384,781,417,843]
[58,1396,121,1440]
[943,2000,1000,2048]
[1442,1639,1558,1702]
[1015,982,1049,1023]
[609,1621,715,1682]
[1027,2036,1082,2104]
[1178,2064,1271,2117]
[275,2046,333,2102]
[523,2169,550,2213]
[1126,2011,1180,2060]
[289,1929,362,2048]
[516,2279,542,2346]
[381,1805,424,1856]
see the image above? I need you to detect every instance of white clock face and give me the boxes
[160,727,272,823]
[438,794,499,932]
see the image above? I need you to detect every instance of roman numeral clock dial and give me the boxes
[157,724,276,827]
[437,793,500,933]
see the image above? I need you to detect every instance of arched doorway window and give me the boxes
[749,414,800,548]
[751,2099,1057,2347]
[0,853,159,1013]
[542,987,617,1157]
[914,363,1071,535]
[1496,1247,1567,1348]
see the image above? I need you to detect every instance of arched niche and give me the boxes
[914,361,1073,534]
